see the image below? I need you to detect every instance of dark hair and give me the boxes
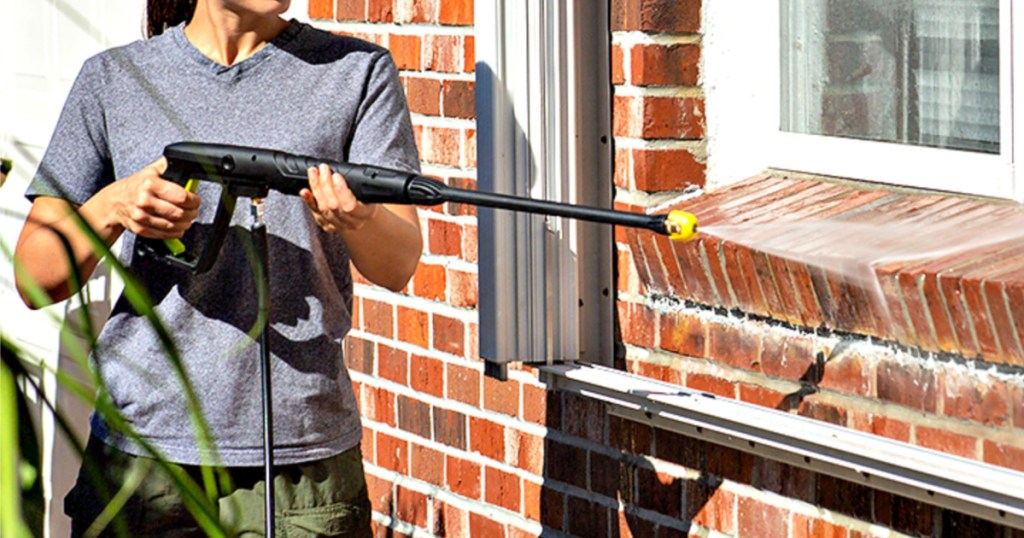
[146,0,197,37]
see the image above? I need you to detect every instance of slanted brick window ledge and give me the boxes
[625,174,1024,365]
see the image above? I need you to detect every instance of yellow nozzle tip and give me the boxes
[665,210,699,242]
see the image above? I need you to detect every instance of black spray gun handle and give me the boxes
[135,142,699,273]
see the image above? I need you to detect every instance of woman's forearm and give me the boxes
[339,203,422,292]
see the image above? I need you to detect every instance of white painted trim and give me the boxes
[767,0,1019,201]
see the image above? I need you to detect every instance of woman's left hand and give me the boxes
[300,163,379,233]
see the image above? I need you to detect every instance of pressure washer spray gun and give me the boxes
[132,141,698,537]
[136,142,699,272]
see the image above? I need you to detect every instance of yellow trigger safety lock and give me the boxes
[163,178,200,256]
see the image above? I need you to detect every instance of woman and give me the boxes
[14,0,422,535]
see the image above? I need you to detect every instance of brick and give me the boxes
[363,298,395,338]
[368,0,394,22]
[309,0,334,19]
[409,354,443,398]
[443,79,475,118]
[469,416,505,461]
[420,126,464,168]
[737,496,788,537]
[563,392,606,444]
[346,336,375,375]
[469,512,505,537]
[566,496,610,538]
[539,485,565,530]
[446,455,481,499]
[761,334,820,381]
[514,430,544,475]
[432,313,465,356]
[755,458,815,503]
[427,218,464,257]
[447,362,480,406]
[631,148,706,191]
[875,492,934,536]
[630,43,700,86]
[397,394,431,438]
[544,439,587,489]
[445,175,478,216]
[378,344,409,385]
[915,426,978,459]
[395,485,427,528]
[613,95,705,139]
[404,76,441,115]
[941,370,1011,426]
[424,34,463,73]
[876,358,938,413]
[611,44,626,85]
[816,474,873,521]
[590,452,624,499]
[361,425,375,462]
[686,373,735,398]
[463,35,476,72]
[462,223,478,263]
[654,428,704,470]
[618,511,656,538]
[366,472,393,514]
[870,415,912,442]
[609,415,653,455]
[336,0,366,20]
[611,0,701,33]
[707,321,761,372]
[485,467,521,512]
[792,514,848,538]
[739,383,789,410]
[396,0,437,23]
[432,407,466,449]
[617,301,657,348]
[364,385,397,427]
[819,350,875,397]
[798,399,847,426]
[707,445,755,485]
[411,443,444,486]
[377,432,409,474]
[413,262,446,300]
[636,361,682,385]
[397,306,430,349]
[982,440,1024,473]
[687,481,736,535]
[483,372,519,416]
[389,34,422,71]
[702,238,737,309]
[438,0,473,24]
[521,382,548,425]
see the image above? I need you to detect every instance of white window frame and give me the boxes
[768,0,1020,202]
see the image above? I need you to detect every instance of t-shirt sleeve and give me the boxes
[25,56,113,205]
[347,51,421,175]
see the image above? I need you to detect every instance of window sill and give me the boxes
[625,173,1024,365]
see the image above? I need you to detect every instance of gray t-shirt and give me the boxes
[27,21,420,466]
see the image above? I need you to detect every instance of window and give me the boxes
[770,0,1019,200]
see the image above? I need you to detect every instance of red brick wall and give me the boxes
[315,1,1024,536]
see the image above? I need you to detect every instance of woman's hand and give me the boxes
[105,157,201,239]
[298,163,422,292]
[299,163,379,233]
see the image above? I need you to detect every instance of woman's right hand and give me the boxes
[14,158,201,307]
[103,157,201,239]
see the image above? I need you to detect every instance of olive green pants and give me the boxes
[66,436,372,537]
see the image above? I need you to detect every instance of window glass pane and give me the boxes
[781,0,1000,154]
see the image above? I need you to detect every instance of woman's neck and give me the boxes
[183,2,290,66]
